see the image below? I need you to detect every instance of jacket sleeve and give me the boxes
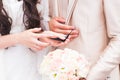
[87,0,120,80]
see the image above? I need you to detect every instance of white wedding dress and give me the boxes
[0,0,50,80]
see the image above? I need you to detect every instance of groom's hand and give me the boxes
[49,17,79,41]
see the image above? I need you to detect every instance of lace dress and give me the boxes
[0,0,50,80]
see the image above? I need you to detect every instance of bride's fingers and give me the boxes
[30,47,44,52]
[40,37,62,46]
[35,40,50,47]
[30,28,42,33]
[36,31,66,40]
[35,33,55,38]
[30,41,50,51]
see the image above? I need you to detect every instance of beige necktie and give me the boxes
[57,0,69,19]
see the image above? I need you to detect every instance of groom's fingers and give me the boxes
[52,17,75,30]
[54,17,65,23]
[57,23,75,30]
[53,29,79,35]
[67,34,79,41]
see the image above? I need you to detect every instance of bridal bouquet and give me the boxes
[39,48,90,80]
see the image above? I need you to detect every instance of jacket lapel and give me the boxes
[66,0,78,24]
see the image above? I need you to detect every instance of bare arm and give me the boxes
[0,33,19,49]
[0,28,49,51]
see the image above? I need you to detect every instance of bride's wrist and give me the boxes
[11,33,21,45]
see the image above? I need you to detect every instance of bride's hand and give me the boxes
[38,31,69,47]
[16,28,50,51]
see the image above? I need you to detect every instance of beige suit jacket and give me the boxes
[49,0,120,80]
